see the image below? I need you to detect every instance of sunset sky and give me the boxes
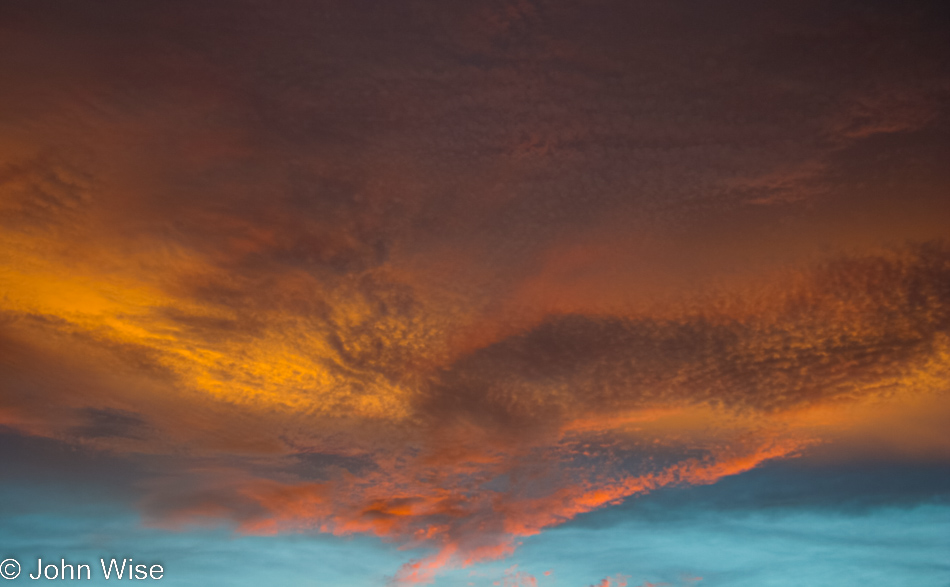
[1,1,949,585]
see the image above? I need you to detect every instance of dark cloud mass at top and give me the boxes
[1,0,949,584]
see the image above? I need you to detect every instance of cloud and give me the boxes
[589,574,630,587]
[2,0,950,583]
[420,244,950,439]
[2,242,949,581]
[491,564,538,587]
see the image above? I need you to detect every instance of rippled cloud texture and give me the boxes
[1,0,949,584]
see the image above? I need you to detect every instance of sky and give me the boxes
[1,0,949,585]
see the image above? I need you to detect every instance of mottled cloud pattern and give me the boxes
[1,0,949,584]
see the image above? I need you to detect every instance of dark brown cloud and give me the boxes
[420,244,950,437]
[2,0,950,582]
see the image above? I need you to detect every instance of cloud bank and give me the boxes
[2,0,949,583]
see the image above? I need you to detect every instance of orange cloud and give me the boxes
[3,10,950,580]
[589,574,630,587]
[3,238,949,582]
